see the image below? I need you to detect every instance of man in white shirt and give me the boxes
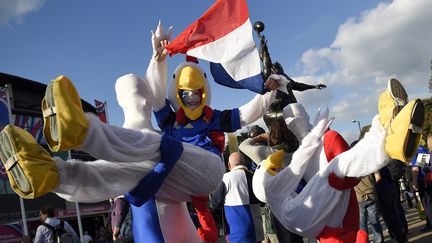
[34,206,77,243]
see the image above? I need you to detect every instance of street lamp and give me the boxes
[352,120,362,136]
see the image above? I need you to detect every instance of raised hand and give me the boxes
[151,20,173,62]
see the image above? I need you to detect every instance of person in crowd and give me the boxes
[82,231,93,243]
[213,152,263,242]
[412,141,432,231]
[34,206,77,243]
[240,119,303,243]
[351,140,384,243]
[375,159,408,243]
[111,196,130,241]
[354,168,384,242]
[355,174,384,243]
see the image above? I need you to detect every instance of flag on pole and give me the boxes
[94,100,108,123]
[165,0,265,94]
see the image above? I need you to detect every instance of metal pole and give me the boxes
[75,202,84,242]
[352,120,362,135]
[19,197,28,236]
[3,85,28,238]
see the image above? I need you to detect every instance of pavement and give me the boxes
[383,205,432,243]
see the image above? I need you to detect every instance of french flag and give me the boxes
[166,0,265,94]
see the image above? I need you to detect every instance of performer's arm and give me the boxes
[238,74,291,126]
[291,80,327,91]
[145,22,172,112]
[326,130,360,190]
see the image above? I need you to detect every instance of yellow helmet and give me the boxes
[172,63,208,120]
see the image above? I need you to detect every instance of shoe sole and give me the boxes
[0,127,31,193]
[43,81,58,142]
[404,100,425,159]
[388,78,408,107]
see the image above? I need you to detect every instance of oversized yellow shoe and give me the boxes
[378,78,408,128]
[385,99,425,163]
[0,125,59,199]
[42,75,89,152]
[262,150,285,176]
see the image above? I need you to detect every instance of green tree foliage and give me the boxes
[421,97,432,145]
[429,59,432,92]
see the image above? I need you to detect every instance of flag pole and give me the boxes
[66,150,84,241]
[19,197,28,236]
[104,101,109,124]
[75,202,83,242]
[2,85,29,238]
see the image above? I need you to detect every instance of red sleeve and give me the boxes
[323,130,350,161]
[325,130,360,190]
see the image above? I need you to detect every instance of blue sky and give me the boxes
[1,0,431,144]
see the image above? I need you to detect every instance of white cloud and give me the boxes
[0,0,46,26]
[298,0,432,128]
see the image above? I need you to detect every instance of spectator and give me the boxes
[354,173,384,243]
[34,206,77,243]
[375,160,408,243]
[111,196,130,241]
[82,231,93,243]
[240,119,304,243]
[215,152,263,242]
[412,141,432,231]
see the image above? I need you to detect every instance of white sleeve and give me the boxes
[33,226,45,243]
[238,91,276,127]
[145,58,168,112]
[64,222,78,238]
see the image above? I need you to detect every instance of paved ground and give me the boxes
[384,205,432,243]
[216,203,432,242]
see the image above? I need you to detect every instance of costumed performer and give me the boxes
[124,21,287,243]
[251,78,424,242]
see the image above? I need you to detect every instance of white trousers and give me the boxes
[53,114,225,203]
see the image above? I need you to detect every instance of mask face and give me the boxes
[180,89,202,110]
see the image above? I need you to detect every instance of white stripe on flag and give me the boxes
[187,19,261,81]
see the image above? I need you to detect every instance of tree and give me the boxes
[429,59,432,92]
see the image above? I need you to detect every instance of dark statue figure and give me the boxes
[253,21,327,128]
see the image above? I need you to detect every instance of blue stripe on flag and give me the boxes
[210,62,265,94]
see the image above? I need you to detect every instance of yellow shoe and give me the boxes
[262,150,285,176]
[378,78,408,128]
[42,75,89,152]
[385,99,425,163]
[0,125,59,199]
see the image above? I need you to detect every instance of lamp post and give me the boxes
[352,120,362,137]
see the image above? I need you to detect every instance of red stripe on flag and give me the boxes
[166,0,249,55]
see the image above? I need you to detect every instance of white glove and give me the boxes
[266,74,289,94]
[151,20,173,61]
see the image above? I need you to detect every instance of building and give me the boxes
[0,72,111,241]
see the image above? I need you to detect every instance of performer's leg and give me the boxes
[378,78,424,163]
[0,125,58,199]
[1,123,224,202]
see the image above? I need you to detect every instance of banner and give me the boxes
[94,100,108,123]
[0,86,11,179]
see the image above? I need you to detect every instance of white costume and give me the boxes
[250,103,388,237]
